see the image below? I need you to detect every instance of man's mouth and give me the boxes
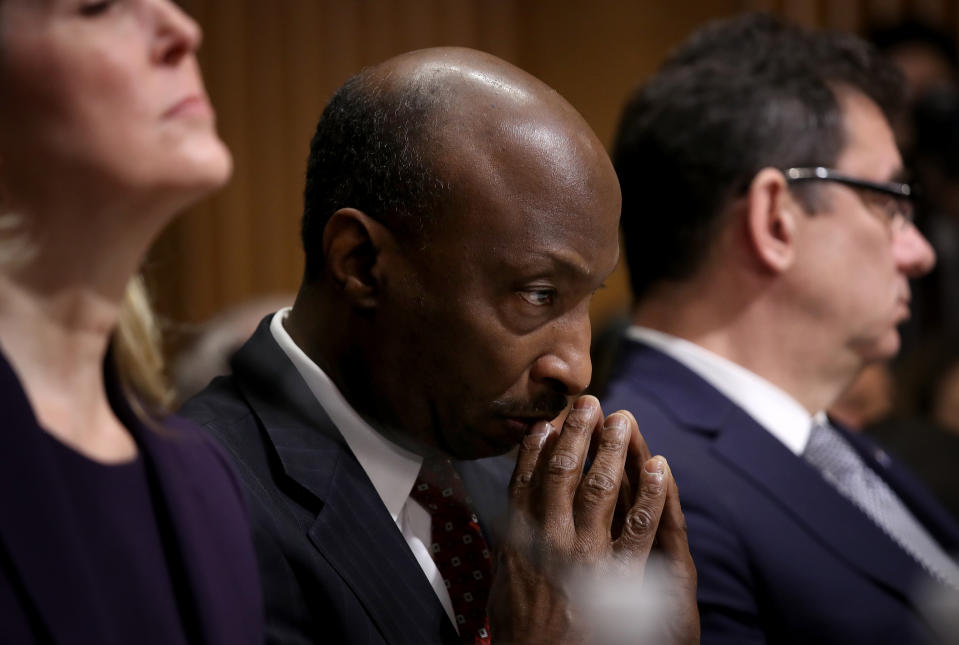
[492,393,569,441]
[503,417,538,435]
[503,414,554,430]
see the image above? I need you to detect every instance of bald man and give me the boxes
[180,48,697,644]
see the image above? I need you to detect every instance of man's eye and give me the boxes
[518,289,555,307]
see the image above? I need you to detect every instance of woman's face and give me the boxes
[0,0,231,212]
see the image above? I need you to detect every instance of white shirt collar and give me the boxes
[626,325,812,455]
[270,308,422,520]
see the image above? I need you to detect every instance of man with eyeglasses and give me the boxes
[603,12,959,644]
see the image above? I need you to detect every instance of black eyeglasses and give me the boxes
[784,166,915,228]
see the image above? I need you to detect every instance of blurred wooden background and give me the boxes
[149,0,959,340]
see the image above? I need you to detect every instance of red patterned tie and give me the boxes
[410,458,492,645]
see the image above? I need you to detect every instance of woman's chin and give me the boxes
[180,137,234,190]
[152,139,233,200]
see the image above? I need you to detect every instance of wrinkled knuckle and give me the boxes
[624,506,656,535]
[581,472,617,495]
[547,451,580,476]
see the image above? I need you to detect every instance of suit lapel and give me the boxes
[232,321,458,644]
[620,340,937,600]
[308,453,459,644]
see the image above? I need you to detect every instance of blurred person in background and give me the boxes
[0,0,262,642]
[924,341,959,433]
[606,12,959,644]
[869,335,959,523]
[171,293,293,404]
[869,19,959,144]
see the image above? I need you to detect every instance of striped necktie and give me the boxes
[803,419,959,589]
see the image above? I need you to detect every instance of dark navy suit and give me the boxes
[603,338,959,644]
[0,350,263,645]
[180,317,512,644]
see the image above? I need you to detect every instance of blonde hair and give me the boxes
[112,275,174,414]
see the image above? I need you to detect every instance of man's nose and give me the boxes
[528,313,592,396]
[895,223,936,278]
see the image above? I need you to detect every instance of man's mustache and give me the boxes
[491,392,569,421]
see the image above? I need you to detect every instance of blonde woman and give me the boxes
[0,0,262,642]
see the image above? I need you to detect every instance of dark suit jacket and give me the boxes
[602,338,959,645]
[180,317,513,644]
[0,349,263,644]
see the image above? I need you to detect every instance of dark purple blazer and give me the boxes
[0,349,263,644]
[603,338,959,645]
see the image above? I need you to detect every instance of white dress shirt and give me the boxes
[626,326,814,455]
[269,308,458,628]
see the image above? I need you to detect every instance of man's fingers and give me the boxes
[537,396,603,531]
[621,409,651,496]
[655,473,699,640]
[508,420,554,516]
[615,409,646,533]
[572,412,631,537]
[613,456,670,562]
[656,470,698,583]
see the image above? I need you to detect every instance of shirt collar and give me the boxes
[270,308,422,519]
[626,326,813,455]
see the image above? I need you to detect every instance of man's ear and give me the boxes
[322,207,393,309]
[745,167,803,274]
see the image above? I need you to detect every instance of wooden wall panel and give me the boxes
[513,0,742,324]
[781,0,822,27]
[150,0,525,333]
[824,2,862,32]
[868,0,906,24]
[149,0,959,342]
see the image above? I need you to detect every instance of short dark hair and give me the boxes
[613,12,903,301]
[300,70,451,282]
